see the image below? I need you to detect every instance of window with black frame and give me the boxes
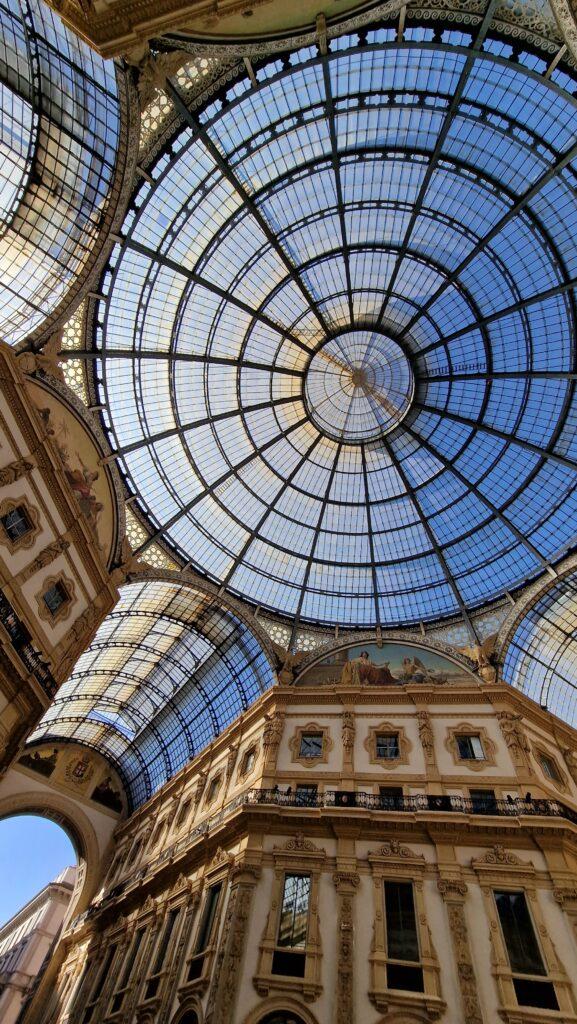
[110,928,145,1012]
[0,505,32,543]
[376,733,400,759]
[144,908,180,999]
[494,891,558,1010]
[187,883,222,981]
[272,874,311,978]
[384,881,424,992]
[456,734,485,760]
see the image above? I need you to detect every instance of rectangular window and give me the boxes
[195,884,222,954]
[42,581,69,616]
[384,881,424,993]
[295,784,317,806]
[145,909,179,1000]
[1,505,32,542]
[187,883,222,982]
[299,732,323,758]
[539,753,561,782]
[110,928,144,1012]
[456,734,484,760]
[82,944,117,1022]
[494,891,558,1010]
[176,799,191,827]
[206,776,220,803]
[470,789,497,813]
[242,748,256,775]
[494,891,546,976]
[376,733,400,759]
[379,786,403,807]
[278,875,310,949]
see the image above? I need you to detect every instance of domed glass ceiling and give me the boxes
[0,0,119,344]
[503,570,577,728]
[96,23,577,629]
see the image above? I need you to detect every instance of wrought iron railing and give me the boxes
[69,788,577,929]
[0,589,57,696]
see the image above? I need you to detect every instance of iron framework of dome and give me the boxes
[0,0,120,345]
[29,580,276,807]
[93,18,577,631]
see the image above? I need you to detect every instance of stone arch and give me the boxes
[243,997,320,1024]
[170,1003,203,1024]
[0,789,102,918]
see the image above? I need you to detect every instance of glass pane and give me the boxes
[494,891,546,976]
[299,733,323,757]
[278,874,311,949]
[384,881,420,962]
[376,733,400,758]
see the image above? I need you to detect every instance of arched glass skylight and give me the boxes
[503,571,577,728]
[0,0,120,344]
[28,580,275,807]
[94,24,577,629]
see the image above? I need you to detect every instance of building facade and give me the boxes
[28,642,577,1024]
[0,867,77,1024]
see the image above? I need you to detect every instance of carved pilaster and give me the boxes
[437,879,484,1024]
[205,867,260,1024]
[497,711,533,777]
[341,711,355,773]
[333,872,360,1024]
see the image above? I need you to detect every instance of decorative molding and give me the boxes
[445,723,496,771]
[443,897,484,1024]
[0,495,41,552]
[18,538,70,583]
[289,722,334,767]
[0,458,34,486]
[275,833,323,854]
[476,845,523,867]
[437,879,468,900]
[364,720,412,769]
[372,839,425,862]
[35,572,76,625]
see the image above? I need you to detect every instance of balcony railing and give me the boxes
[0,589,57,696]
[70,788,577,930]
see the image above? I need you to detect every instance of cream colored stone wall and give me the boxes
[26,668,577,1024]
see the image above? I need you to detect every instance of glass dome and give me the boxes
[0,0,120,344]
[97,25,577,629]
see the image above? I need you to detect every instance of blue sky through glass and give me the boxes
[0,816,76,928]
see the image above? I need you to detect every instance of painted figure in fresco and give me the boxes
[340,651,398,686]
[399,655,447,685]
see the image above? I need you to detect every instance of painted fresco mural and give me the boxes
[298,642,474,687]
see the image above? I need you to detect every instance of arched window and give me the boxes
[259,1013,308,1024]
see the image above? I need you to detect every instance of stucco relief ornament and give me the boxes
[341,710,355,749]
[417,709,434,752]
[497,711,530,755]
[480,845,522,865]
[0,458,34,486]
[272,643,305,684]
[461,637,497,682]
[277,833,320,852]
[65,754,95,785]
[263,710,284,750]
[193,770,207,807]
[563,747,577,784]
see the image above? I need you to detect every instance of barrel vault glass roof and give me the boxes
[29,580,275,807]
[93,20,577,630]
[504,571,577,728]
[0,0,119,344]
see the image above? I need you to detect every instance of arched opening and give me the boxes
[258,1014,308,1024]
[0,814,77,926]
[0,815,78,1024]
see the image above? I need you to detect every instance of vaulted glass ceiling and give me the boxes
[29,580,275,807]
[0,0,119,344]
[504,571,577,727]
[95,22,577,629]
